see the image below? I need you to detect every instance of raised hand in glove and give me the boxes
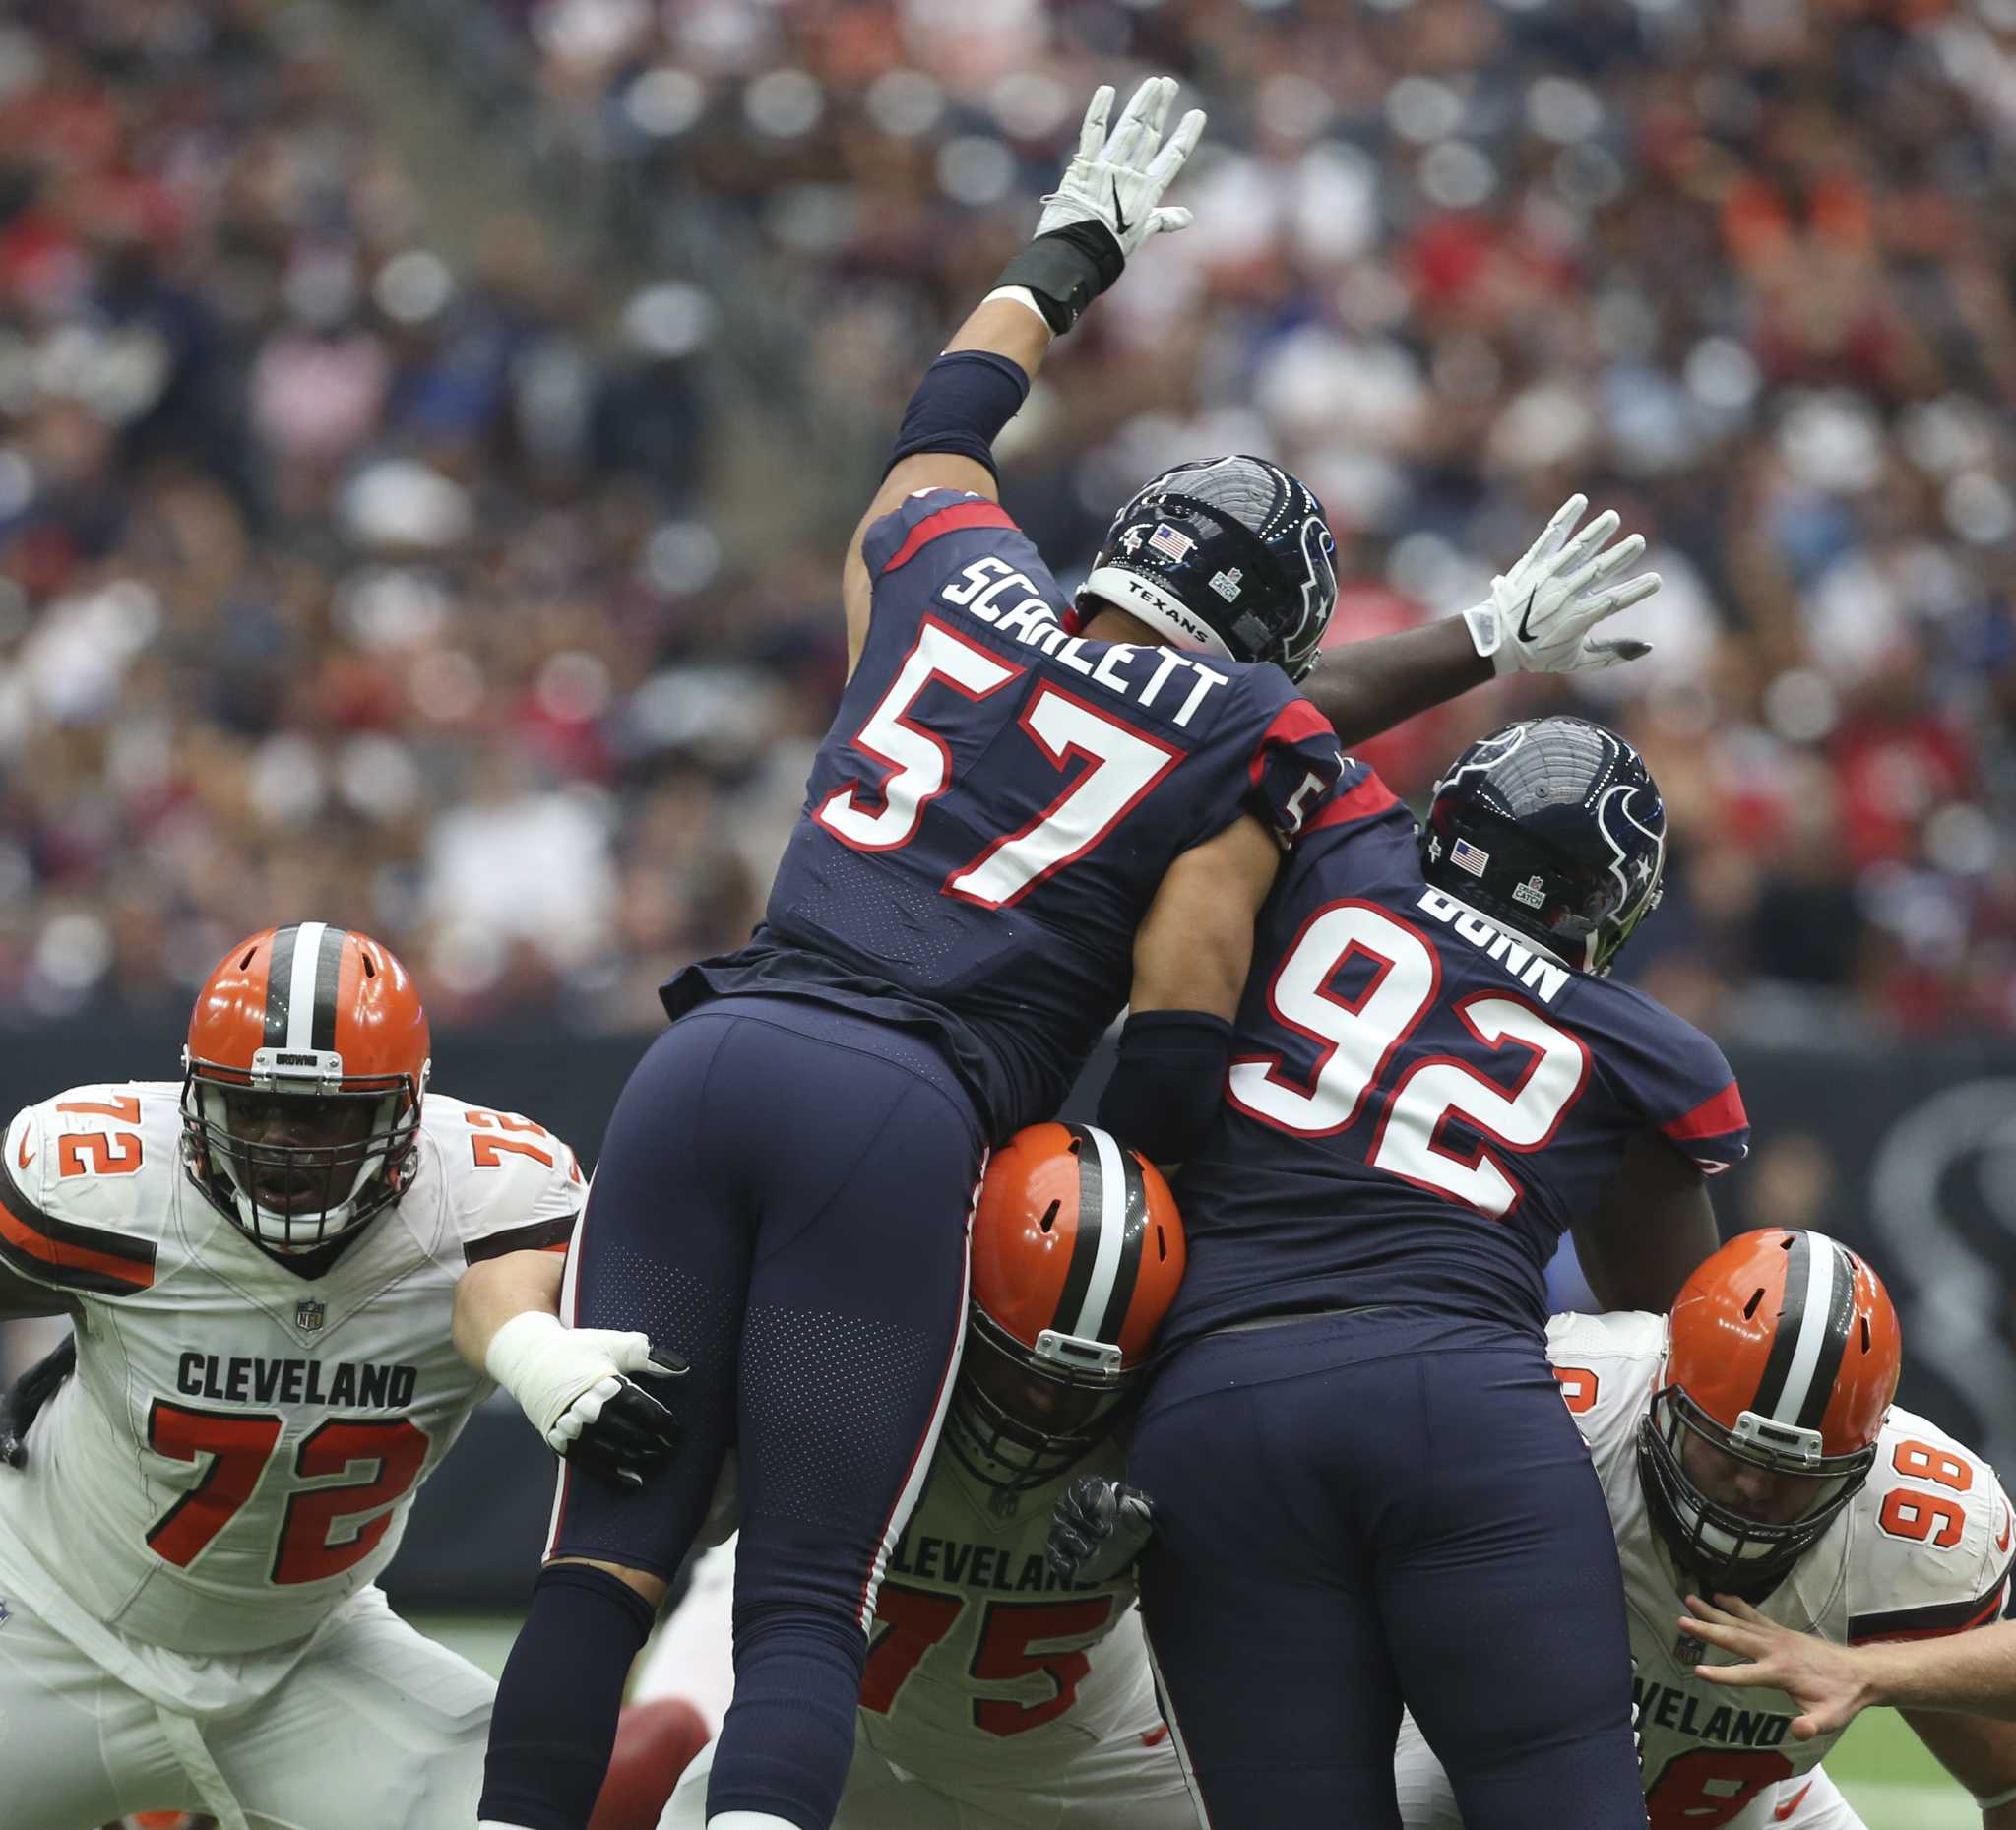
[484,1311,685,1492]
[1047,1474,1157,1586]
[992,77,1206,335]
[1463,494,1661,675]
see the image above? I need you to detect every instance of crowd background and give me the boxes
[4,0,2015,1047]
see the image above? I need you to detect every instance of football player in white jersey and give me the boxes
[0,922,676,1830]
[1392,1231,2016,1829]
[461,1121,1198,1830]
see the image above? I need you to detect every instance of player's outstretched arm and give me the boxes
[1683,1594,2016,1725]
[1303,494,1659,747]
[1683,1596,2016,1820]
[1572,1130,1720,1314]
[1097,811,1280,1168]
[454,1251,686,1490]
[841,77,1205,673]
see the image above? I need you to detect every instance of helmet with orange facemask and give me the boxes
[181,923,430,1262]
[1639,1230,1902,1600]
[944,1123,1185,1494]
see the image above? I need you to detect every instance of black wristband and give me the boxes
[885,349,1032,480]
[993,220,1126,335]
[1096,1008,1234,1166]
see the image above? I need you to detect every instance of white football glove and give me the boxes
[1036,77,1206,260]
[485,1310,684,1489]
[1463,494,1660,675]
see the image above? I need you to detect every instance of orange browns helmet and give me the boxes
[182,923,430,1258]
[943,1122,1184,1494]
[1640,1229,1902,1598]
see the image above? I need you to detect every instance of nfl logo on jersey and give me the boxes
[295,1298,326,1335]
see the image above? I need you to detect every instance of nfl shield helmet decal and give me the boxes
[295,1297,326,1335]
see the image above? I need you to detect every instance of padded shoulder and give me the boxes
[421,1093,585,1265]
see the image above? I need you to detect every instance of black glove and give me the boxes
[566,1345,685,1492]
[1047,1474,1156,1585]
[1,1333,77,1469]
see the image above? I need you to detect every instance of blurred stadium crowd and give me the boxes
[4,0,2014,1037]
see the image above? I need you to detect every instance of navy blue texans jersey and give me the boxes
[664,489,1344,1141]
[1161,766,1749,1352]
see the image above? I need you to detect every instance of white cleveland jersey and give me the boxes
[1548,1309,2013,1830]
[855,1438,1158,1777]
[0,1079,581,1666]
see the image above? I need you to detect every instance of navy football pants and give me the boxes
[1131,1309,1647,1830]
[536,996,983,1830]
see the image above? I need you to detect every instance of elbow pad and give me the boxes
[886,349,1031,480]
[1096,1009,1233,1166]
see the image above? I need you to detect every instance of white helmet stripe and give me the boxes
[284,920,328,1051]
[1069,1125,1131,1343]
[1760,1231,1849,1429]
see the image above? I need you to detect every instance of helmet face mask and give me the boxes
[1640,1230,1902,1603]
[1637,1387,1871,1600]
[183,1064,420,1254]
[942,1310,1136,1494]
[179,925,431,1263]
[1078,456,1339,681]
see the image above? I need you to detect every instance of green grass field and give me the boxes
[410,1613,1973,1829]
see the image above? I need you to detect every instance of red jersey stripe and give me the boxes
[1247,698,1340,790]
[1663,1080,1749,1145]
[880,501,1018,574]
[1306,771,1402,834]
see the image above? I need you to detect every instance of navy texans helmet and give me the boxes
[1421,716,1667,976]
[1079,456,1339,681]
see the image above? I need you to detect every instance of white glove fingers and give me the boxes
[1147,205,1194,237]
[1146,106,1206,192]
[1553,509,1623,580]
[1594,572,1662,617]
[1560,530,1644,599]
[608,1332,658,1373]
[1077,85,1114,164]
[1110,76,1168,171]
[1523,493,1587,569]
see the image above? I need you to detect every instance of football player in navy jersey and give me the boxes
[477,77,1664,1830]
[1062,715,1750,1830]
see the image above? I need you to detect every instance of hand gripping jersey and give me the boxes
[0,1080,581,1690]
[1550,1311,2014,1830]
[1161,773,1750,1352]
[663,489,1345,1141]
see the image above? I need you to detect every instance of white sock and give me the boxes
[708,1816,801,1830]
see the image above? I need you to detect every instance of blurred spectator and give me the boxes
[2,0,2013,1041]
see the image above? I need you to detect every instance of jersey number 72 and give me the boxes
[145,1400,428,1585]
